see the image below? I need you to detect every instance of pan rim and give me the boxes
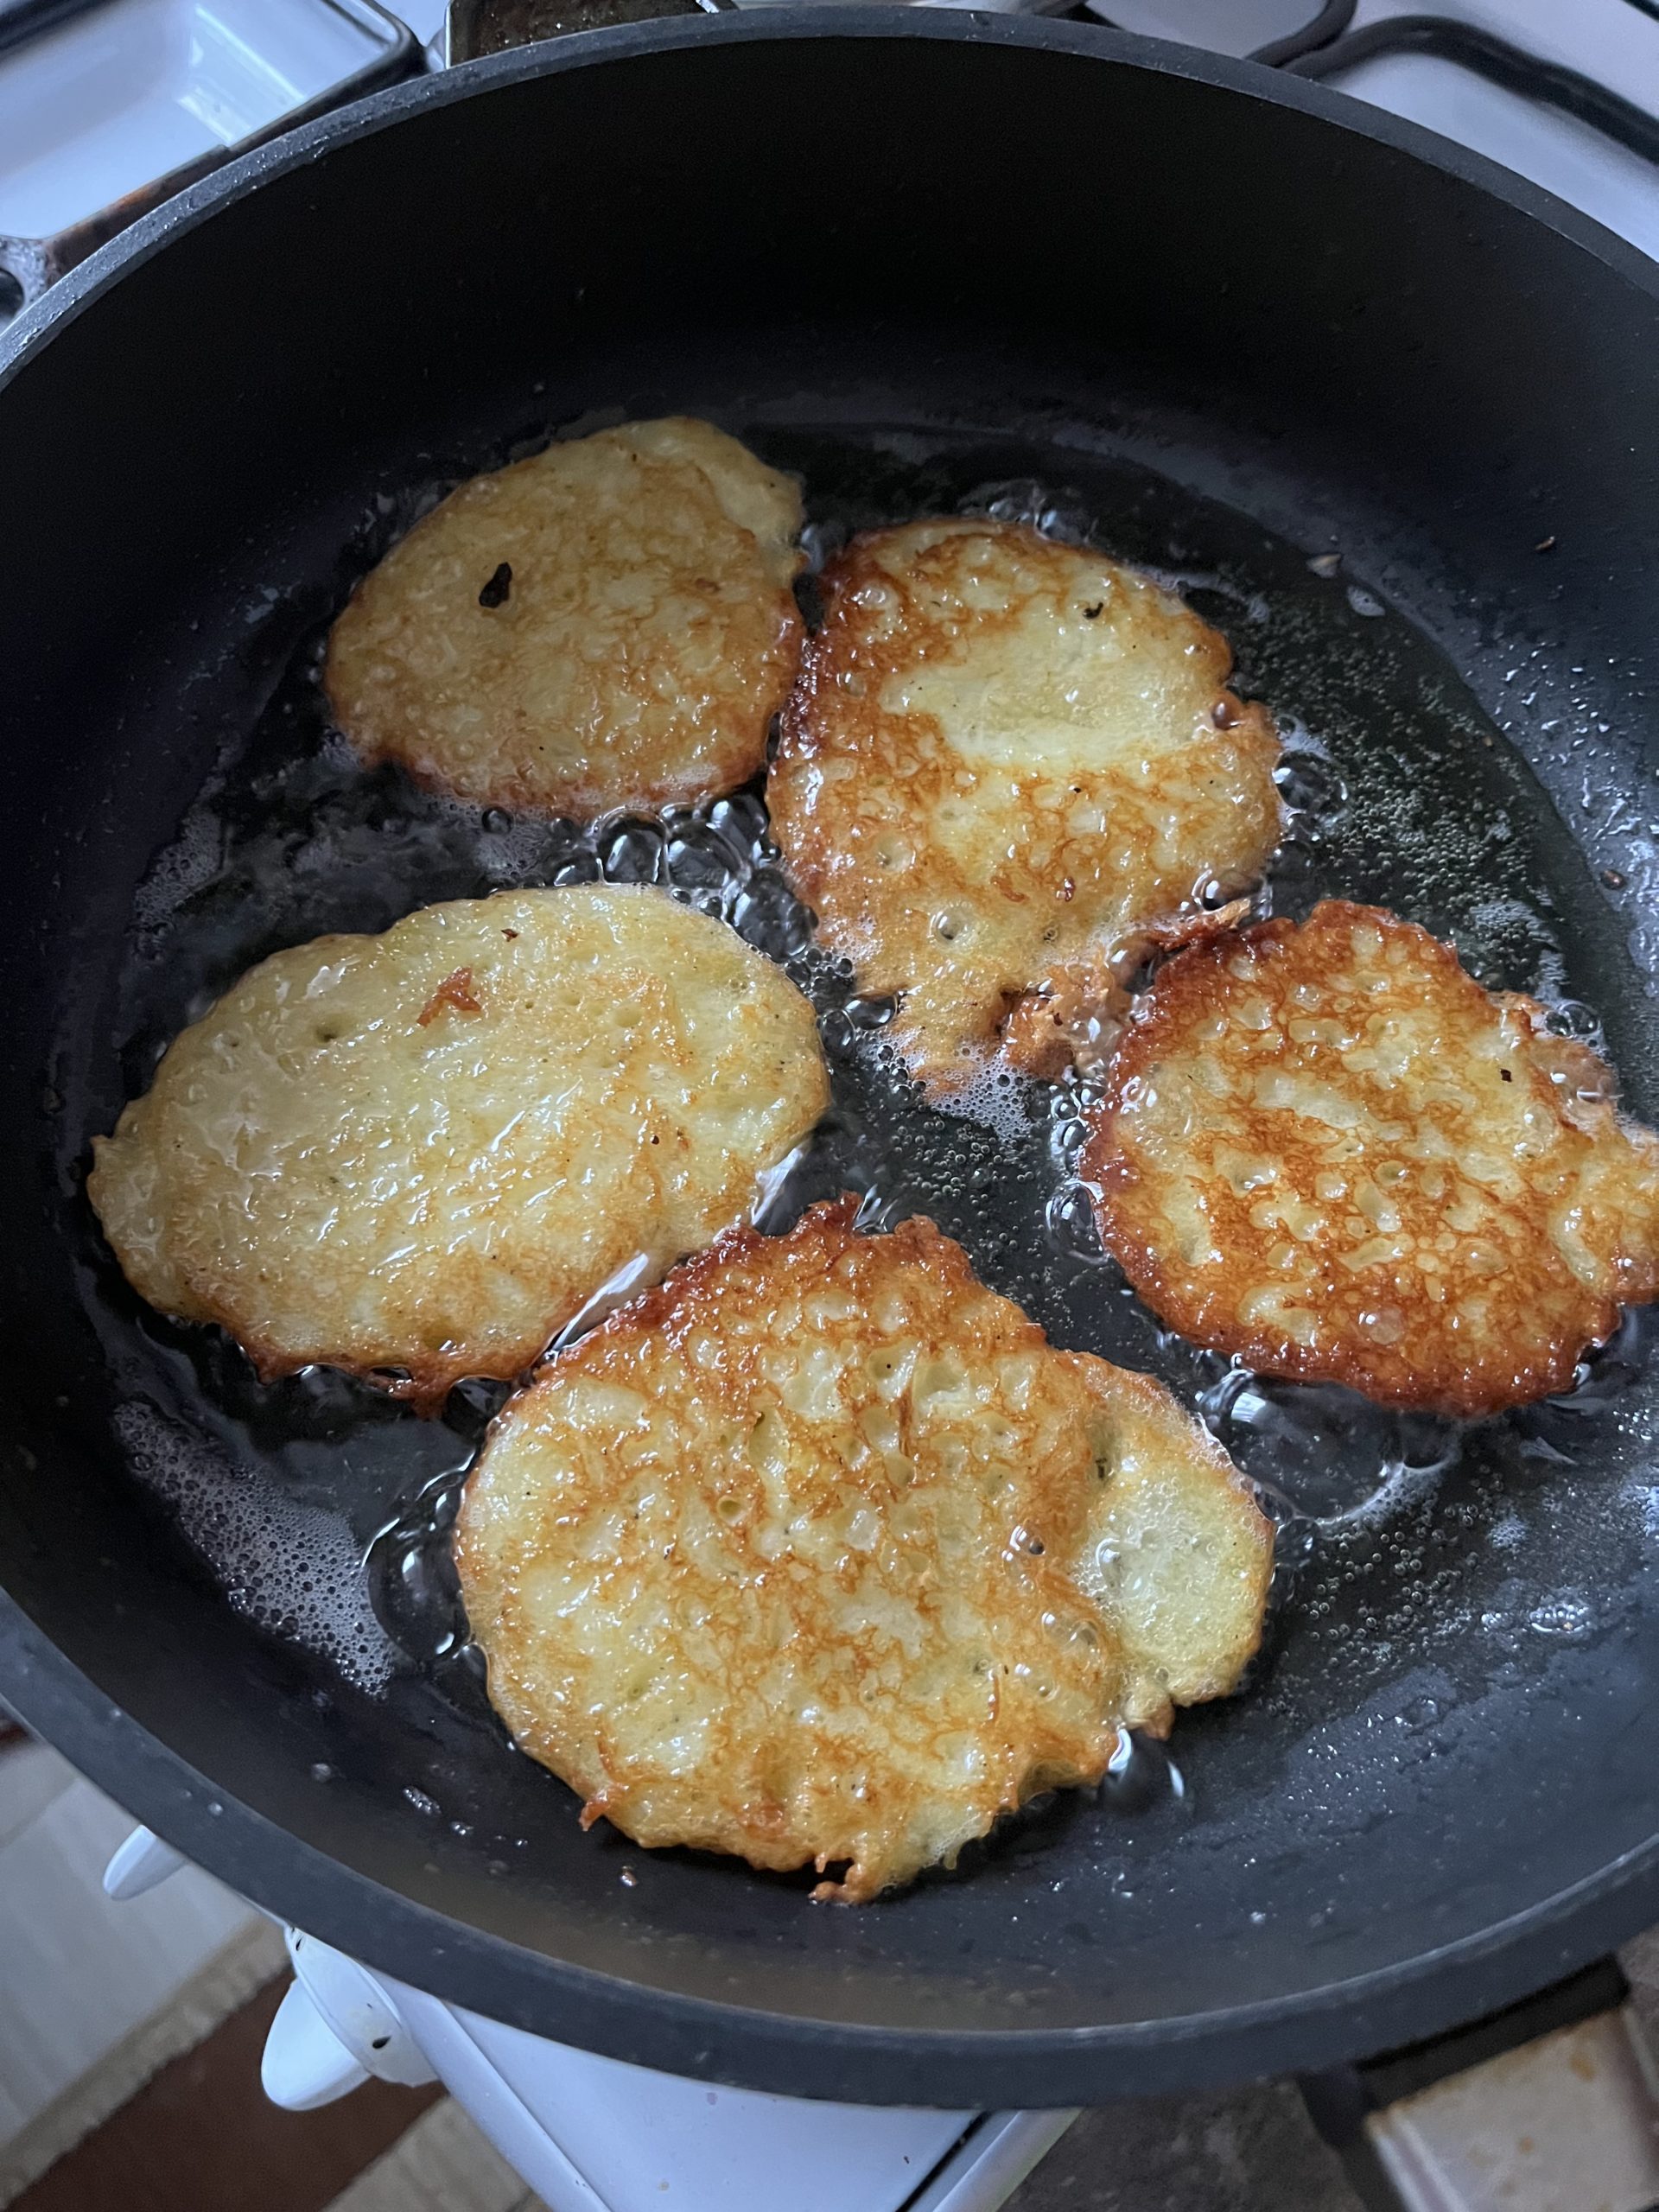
[2,2,1657,396]
[3,7,1658,2103]
[6,1583,1657,2103]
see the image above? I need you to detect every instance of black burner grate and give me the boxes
[1290,12,1659,168]
[1087,1,1659,172]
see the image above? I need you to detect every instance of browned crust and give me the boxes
[456,1196,1272,1900]
[416,967,483,1026]
[769,522,1282,1096]
[549,1191,869,1356]
[238,1341,502,1421]
[87,880,827,1415]
[1001,960,1128,1084]
[322,422,805,823]
[1085,900,1659,1417]
[205,1281,547,1418]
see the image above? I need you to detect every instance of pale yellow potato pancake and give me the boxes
[89,886,828,1409]
[455,1198,1271,1901]
[325,417,804,820]
[1086,900,1659,1416]
[768,519,1282,1096]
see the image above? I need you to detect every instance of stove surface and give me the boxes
[1091,0,1659,255]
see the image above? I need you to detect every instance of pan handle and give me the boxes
[1300,1959,1659,2212]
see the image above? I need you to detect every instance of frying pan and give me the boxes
[3,7,1659,2152]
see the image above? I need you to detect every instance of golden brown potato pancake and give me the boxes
[1086,900,1659,1416]
[768,519,1282,1096]
[89,886,828,1409]
[455,1198,1271,1900]
[325,417,804,820]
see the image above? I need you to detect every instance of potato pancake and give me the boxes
[1085,900,1659,1416]
[325,417,804,820]
[455,1198,1271,1901]
[768,519,1281,1096]
[89,886,828,1409]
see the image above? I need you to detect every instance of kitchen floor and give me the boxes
[1,1734,1654,2211]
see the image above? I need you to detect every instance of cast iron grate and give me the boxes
[1085,1,1659,167]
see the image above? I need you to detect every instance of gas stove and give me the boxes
[1086,0,1659,259]
[45,0,1656,2206]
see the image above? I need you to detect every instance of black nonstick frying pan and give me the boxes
[3,8,1659,2174]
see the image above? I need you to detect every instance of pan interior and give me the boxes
[3,24,1658,2092]
[48,394,1659,2024]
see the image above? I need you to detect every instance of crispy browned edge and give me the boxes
[462,1192,889,1395]
[1083,899,1646,1418]
[238,1342,513,1422]
[768,530,1280,1094]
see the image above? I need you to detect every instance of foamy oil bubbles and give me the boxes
[113,1401,398,1694]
